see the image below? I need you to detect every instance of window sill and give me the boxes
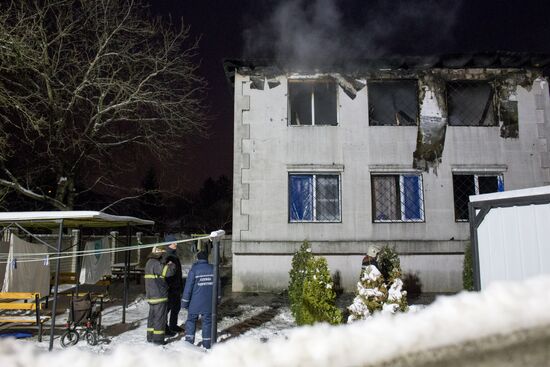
[373,220,425,223]
[289,221,342,224]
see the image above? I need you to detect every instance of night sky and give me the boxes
[146,0,550,192]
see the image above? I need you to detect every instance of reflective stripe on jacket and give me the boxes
[145,253,175,304]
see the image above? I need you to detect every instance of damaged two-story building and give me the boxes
[224,53,550,293]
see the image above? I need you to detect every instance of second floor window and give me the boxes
[368,80,419,126]
[289,174,341,222]
[288,80,337,126]
[447,81,496,126]
[372,174,425,222]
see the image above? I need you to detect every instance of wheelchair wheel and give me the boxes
[85,330,98,346]
[60,329,79,347]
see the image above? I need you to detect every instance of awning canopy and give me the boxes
[0,211,154,228]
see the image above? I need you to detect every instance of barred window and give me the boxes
[288,80,337,126]
[372,174,424,222]
[368,80,419,126]
[447,81,496,126]
[289,174,341,222]
[453,174,504,221]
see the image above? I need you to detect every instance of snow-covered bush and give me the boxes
[288,241,313,324]
[288,241,341,325]
[348,265,387,321]
[301,257,342,325]
[348,246,407,322]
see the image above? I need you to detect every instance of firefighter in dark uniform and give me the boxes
[145,246,176,345]
[362,245,381,271]
[181,250,220,349]
[163,235,184,333]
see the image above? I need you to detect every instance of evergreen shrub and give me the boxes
[288,241,342,325]
[463,242,474,291]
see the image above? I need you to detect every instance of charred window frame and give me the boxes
[288,80,338,126]
[447,81,497,126]
[368,80,419,126]
[453,173,504,221]
[371,174,425,223]
[289,173,341,222]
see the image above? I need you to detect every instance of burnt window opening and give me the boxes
[371,174,424,222]
[368,80,419,126]
[453,174,504,221]
[288,80,337,126]
[447,81,496,126]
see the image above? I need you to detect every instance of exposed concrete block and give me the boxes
[536,138,548,152]
[241,153,250,170]
[536,121,550,138]
[535,110,546,124]
[242,139,253,154]
[241,183,250,200]
[237,95,250,112]
[540,152,550,168]
[535,93,545,109]
[241,168,251,184]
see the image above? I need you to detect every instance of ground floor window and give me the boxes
[371,174,424,222]
[453,174,504,221]
[289,174,341,222]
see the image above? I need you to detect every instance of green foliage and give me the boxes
[288,241,342,325]
[377,246,403,281]
[463,242,474,291]
[301,257,343,325]
[288,241,314,323]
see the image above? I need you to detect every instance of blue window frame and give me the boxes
[372,174,424,222]
[289,174,341,222]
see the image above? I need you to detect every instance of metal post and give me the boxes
[74,228,83,296]
[468,203,482,291]
[49,219,64,351]
[209,230,224,347]
[122,224,131,323]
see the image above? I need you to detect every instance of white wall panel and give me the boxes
[478,200,550,289]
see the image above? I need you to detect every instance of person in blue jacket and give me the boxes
[181,250,220,349]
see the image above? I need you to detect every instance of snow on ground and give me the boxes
[27,296,272,353]
[241,307,295,341]
[1,275,550,367]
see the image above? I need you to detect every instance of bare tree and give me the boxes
[0,0,207,210]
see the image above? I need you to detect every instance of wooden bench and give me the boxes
[0,292,50,341]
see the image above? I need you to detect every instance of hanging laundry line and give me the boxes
[0,235,212,264]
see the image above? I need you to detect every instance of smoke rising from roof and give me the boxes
[243,0,462,68]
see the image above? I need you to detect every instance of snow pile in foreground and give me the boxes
[2,275,550,367]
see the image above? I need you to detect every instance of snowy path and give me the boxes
[26,295,285,352]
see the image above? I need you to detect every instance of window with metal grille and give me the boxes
[289,174,341,222]
[447,81,496,126]
[453,174,504,221]
[368,80,419,126]
[371,174,424,222]
[288,80,337,126]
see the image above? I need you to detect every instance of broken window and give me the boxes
[447,81,496,126]
[289,174,341,222]
[453,174,504,221]
[368,80,419,126]
[288,80,337,126]
[371,174,424,222]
